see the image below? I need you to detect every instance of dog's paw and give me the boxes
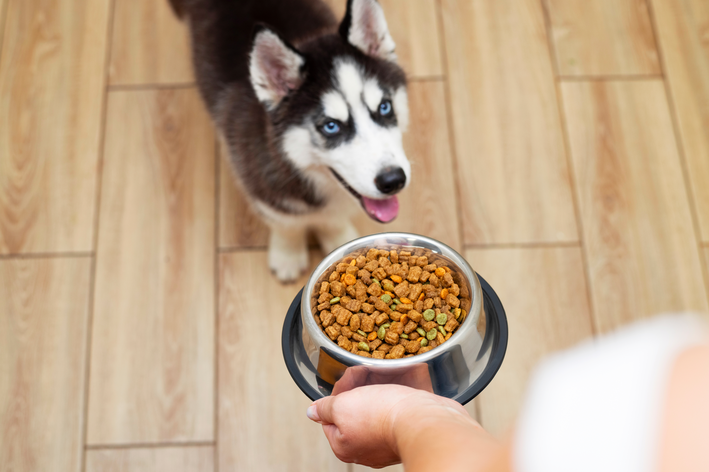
[268,237,309,283]
[317,221,359,255]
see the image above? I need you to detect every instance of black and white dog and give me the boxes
[170,0,411,281]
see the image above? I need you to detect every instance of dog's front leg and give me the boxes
[316,219,359,256]
[268,224,309,282]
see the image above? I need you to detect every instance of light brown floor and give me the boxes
[1,0,708,471]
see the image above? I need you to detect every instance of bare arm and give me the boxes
[659,344,709,472]
[392,403,503,472]
[308,384,506,471]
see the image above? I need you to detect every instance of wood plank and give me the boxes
[561,81,708,334]
[354,80,461,251]
[88,88,215,445]
[441,0,578,245]
[218,139,269,249]
[379,0,443,78]
[0,258,91,472]
[218,251,346,472]
[85,446,214,472]
[322,0,442,78]
[0,0,111,254]
[109,0,194,86]
[0,0,6,49]
[465,247,594,437]
[546,0,660,76]
[651,0,709,242]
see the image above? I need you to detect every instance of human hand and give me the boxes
[306,384,470,468]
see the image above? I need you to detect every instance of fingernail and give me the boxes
[306,403,320,422]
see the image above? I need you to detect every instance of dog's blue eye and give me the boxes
[379,100,392,116]
[322,121,340,135]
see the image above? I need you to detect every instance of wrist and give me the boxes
[391,400,499,472]
[389,396,477,449]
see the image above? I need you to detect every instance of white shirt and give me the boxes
[514,315,708,472]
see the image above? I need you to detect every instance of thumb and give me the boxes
[307,396,336,424]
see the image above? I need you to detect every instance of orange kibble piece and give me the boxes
[384,291,394,297]
[418,292,425,301]
[445,332,452,341]
[390,275,403,283]
[440,288,449,299]
[400,297,412,304]
[434,267,446,277]
[343,274,357,286]
[367,331,378,341]
[350,259,357,266]
[400,314,409,325]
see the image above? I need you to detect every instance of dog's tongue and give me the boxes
[362,196,399,223]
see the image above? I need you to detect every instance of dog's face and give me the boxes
[248,0,410,223]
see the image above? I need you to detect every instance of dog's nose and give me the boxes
[374,167,407,195]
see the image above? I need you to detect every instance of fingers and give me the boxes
[308,395,336,425]
[306,402,322,423]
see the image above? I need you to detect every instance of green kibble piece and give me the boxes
[357,330,367,337]
[330,297,341,304]
[423,309,435,321]
[400,334,409,339]
[436,313,448,325]
[378,326,386,340]
[372,278,380,285]
[358,342,370,352]
[438,326,447,335]
[380,294,392,303]
[426,328,437,340]
[392,298,401,305]
[420,338,428,347]
[416,328,426,337]
[454,308,462,320]
[382,323,391,329]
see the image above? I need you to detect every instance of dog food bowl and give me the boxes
[281,233,508,405]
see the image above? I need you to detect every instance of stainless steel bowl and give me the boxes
[282,232,508,404]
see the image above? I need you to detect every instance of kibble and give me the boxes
[313,247,470,359]
[378,325,386,340]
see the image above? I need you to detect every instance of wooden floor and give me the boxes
[1,0,708,470]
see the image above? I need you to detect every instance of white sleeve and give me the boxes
[513,314,708,472]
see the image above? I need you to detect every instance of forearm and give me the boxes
[393,405,503,472]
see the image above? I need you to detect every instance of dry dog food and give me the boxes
[311,247,472,359]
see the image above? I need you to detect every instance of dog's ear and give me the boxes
[249,25,306,109]
[339,0,397,62]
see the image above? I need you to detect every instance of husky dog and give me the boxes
[170,0,410,281]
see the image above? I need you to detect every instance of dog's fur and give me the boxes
[170,0,410,280]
